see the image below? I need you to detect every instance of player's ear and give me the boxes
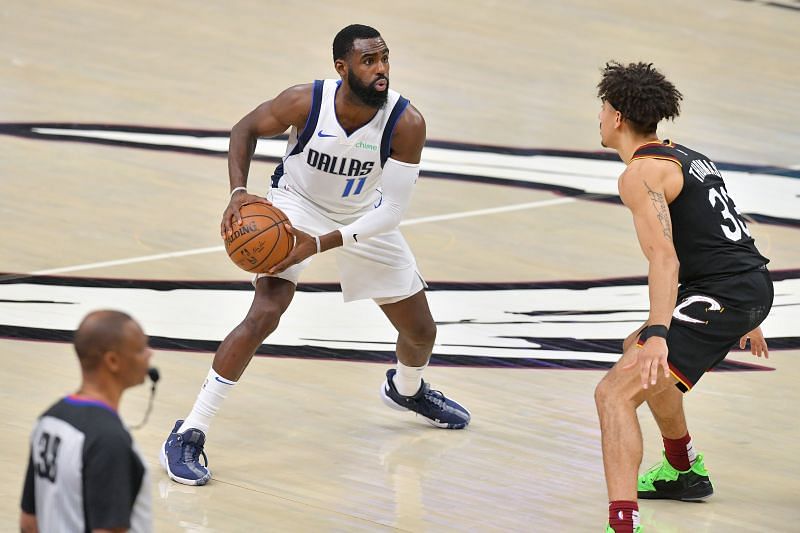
[615,111,623,128]
[334,58,347,78]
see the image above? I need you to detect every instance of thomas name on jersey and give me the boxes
[689,159,723,183]
[307,148,374,177]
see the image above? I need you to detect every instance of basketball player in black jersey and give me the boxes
[593,62,773,533]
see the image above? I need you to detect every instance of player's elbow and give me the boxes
[230,118,253,139]
[384,202,405,229]
[649,251,680,275]
[229,120,258,153]
[371,200,404,232]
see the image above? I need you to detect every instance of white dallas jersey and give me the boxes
[272,79,409,219]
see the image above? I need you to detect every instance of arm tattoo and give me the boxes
[644,180,672,240]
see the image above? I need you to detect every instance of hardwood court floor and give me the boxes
[2,340,799,531]
[1,1,799,532]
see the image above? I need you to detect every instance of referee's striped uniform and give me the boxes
[21,395,152,532]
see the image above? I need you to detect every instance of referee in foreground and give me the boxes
[20,310,153,532]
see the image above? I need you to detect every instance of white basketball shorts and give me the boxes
[253,187,426,303]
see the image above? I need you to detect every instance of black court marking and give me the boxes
[1,123,798,228]
[0,324,776,372]
[733,0,800,13]
[1,122,797,177]
[3,268,800,289]
[1,272,796,371]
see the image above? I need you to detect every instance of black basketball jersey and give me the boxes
[20,396,152,532]
[631,140,768,283]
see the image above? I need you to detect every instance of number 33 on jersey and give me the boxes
[631,140,768,283]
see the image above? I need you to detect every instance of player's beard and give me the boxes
[347,68,389,108]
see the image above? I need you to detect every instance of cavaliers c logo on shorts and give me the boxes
[672,295,722,325]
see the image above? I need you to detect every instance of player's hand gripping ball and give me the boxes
[224,203,294,273]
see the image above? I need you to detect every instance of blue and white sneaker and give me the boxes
[160,419,211,486]
[381,369,471,429]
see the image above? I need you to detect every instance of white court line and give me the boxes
[32,246,226,275]
[31,197,577,275]
[400,197,575,226]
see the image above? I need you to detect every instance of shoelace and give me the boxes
[423,389,448,410]
[641,460,667,483]
[181,440,209,467]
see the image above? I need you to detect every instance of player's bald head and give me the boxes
[73,310,135,371]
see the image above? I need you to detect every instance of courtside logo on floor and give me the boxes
[0,122,796,370]
[1,122,798,227]
[1,274,796,370]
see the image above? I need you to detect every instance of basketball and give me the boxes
[223,203,294,273]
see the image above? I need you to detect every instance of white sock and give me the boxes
[687,438,698,464]
[178,368,236,435]
[393,361,427,396]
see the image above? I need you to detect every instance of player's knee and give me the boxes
[594,377,618,411]
[242,308,281,340]
[404,320,436,348]
[594,380,606,408]
[596,374,645,412]
[423,321,437,345]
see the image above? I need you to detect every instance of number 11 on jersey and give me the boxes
[342,177,367,197]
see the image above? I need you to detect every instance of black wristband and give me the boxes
[644,325,669,340]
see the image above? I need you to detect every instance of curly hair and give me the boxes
[332,24,381,61]
[597,61,683,135]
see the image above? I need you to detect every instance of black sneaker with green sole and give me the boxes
[638,452,713,501]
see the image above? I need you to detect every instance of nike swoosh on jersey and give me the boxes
[317,131,337,138]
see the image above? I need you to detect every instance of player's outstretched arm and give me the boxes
[619,158,681,388]
[222,84,313,237]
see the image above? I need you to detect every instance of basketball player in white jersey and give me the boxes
[161,24,471,486]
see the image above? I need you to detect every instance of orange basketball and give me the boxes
[223,203,294,273]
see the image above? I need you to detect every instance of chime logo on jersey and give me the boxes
[306,148,374,176]
[354,140,378,152]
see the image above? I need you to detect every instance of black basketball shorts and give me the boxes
[639,267,773,392]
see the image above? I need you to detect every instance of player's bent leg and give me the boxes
[213,276,296,380]
[162,276,296,485]
[595,346,677,501]
[596,347,679,532]
[639,385,713,501]
[378,290,471,429]
[646,384,687,439]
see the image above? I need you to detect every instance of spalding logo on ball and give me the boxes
[224,203,294,273]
